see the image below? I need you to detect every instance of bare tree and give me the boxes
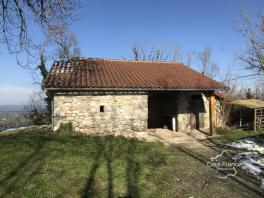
[198,47,211,75]
[132,41,169,61]
[0,0,80,52]
[233,8,264,98]
[48,24,80,61]
[131,41,194,66]
[197,47,220,78]
[214,65,239,127]
[0,0,81,70]
[185,51,195,67]
[132,41,142,61]
[32,25,80,120]
[171,44,183,62]
[0,1,83,125]
[238,10,264,74]
[254,75,264,99]
[23,90,49,125]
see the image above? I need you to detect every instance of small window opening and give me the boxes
[100,105,104,112]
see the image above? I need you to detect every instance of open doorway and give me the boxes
[148,92,177,130]
[190,94,205,130]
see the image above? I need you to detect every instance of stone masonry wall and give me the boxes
[53,93,148,134]
[176,92,191,131]
[201,93,210,130]
[176,92,210,132]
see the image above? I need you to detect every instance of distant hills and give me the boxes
[0,105,25,113]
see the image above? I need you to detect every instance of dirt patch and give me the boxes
[137,128,209,143]
[135,129,263,194]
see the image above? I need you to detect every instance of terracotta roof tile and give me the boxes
[43,58,226,90]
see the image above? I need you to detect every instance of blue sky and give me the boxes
[0,0,261,105]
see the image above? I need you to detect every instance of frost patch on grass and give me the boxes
[229,137,264,189]
[229,139,264,154]
[0,125,51,133]
[261,179,264,190]
[233,152,263,175]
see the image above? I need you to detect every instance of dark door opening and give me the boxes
[148,92,177,129]
[191,95,205,130]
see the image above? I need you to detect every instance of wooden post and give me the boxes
[209,94,216,136]
[239,107,242,127]
[254,108,256,132]
[52,97,54,131]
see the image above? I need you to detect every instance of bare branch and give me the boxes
[230,73,264,81]
[0,0,81,68]
[131,40,194,66]
[197,47,219,78]
[238,9,264,74]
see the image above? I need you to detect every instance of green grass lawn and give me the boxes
[214,128,264,144]
[0,129,262,198]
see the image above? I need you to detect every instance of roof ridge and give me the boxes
[70,57,184,65]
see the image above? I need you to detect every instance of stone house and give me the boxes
[43,58,225,135]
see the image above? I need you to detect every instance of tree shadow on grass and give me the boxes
[125,140,140,198]
[82,136,104,198]
[105,138,114,198]
[150,130,264,197]
[0,137,49,197]
[0,134,78,198]
[170,144,264,197]
[81,136,141,198]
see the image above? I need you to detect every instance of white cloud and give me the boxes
[0,85,40,105]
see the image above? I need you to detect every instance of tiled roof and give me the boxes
[215,92,234,102]
[43,58,225,90]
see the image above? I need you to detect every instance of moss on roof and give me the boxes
[230,99,264,109]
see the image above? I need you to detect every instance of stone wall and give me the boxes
[52,91,211,134]
[176,92,191,131]
[53,93,148,134]
[176,92,210,132]
[201,93,210,130]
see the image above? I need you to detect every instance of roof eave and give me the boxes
[44,87,224,92]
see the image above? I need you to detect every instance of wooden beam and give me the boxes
[209,94,216,136]
[254,108,256,132]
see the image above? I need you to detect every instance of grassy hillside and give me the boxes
[0,129,262,198]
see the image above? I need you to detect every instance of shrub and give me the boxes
[56,122,74,135]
